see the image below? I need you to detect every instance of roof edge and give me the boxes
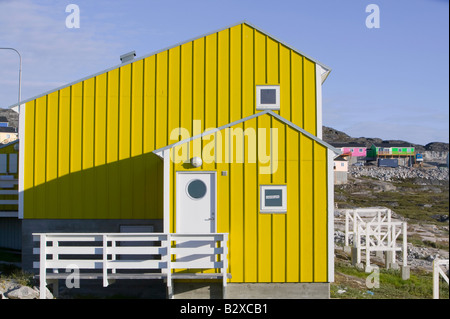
[6,20,331,109]
[153,111,341,157]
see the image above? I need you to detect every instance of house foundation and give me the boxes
[172,282,330,299]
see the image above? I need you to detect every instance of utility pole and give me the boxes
[0,47,22,110]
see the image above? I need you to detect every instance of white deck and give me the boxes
[33,232,229,299]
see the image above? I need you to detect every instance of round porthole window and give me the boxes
[186,179,207,200]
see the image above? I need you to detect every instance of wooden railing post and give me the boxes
[222,234,228,289]
[345,211,349,247]
[166,233,173,299]
[39,234,47,299]
[402,222,407,267]
[433,259,440,299]
[103,234,108,287]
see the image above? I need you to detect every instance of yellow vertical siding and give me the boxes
[303,58,317,136]
[272,117,286,282]
[217,29,230,127]
[46,92,58,218]
[143,55,158,218]
[106,69,120,219]
[300,134,314,282]
[291,52,303,126]
[229,25,242,122]
[169,113,328,283]
[131,60,145,218]
[266,37,279,86]
[243,118,258,282]
[279,46,291,121]
[22,22,329,284]
[58,88,71,218]
[22,23,323,247]
[314,143,328,282]
[34,96,47,217]
[257,114,272,283]
[24,100,35,216]
[119,64,132,219]
[70,82,83,218]
[94,73,108,216]
[83,78,95,219]
[242,24,254,118]
[204,33,218,131]
[286,128,300,282]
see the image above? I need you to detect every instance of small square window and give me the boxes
[260,185,287,213]
[256,85,280,110]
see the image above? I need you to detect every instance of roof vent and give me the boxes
[120,51,136,64]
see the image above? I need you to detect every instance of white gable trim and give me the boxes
[153,111,341,157]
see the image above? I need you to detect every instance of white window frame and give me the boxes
[260,184,287,213]
[256,85,280,110]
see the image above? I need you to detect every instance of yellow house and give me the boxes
[0,140,20,250]
[11,21,340,298]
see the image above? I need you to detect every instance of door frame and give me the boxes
[175,171,217,234]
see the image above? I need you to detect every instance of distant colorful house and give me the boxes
[333,156,348,185]
[331,143,366,157]
[366,142,415,167]
[367,142,415,158]
[331,143,366,166]
[0,117,18,144]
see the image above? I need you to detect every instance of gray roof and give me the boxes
[330,142,366,148]
[0,127,16,133]
[374,142,413,148]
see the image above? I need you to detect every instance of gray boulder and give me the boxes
[33,286,54,299]
[5,286,39,299]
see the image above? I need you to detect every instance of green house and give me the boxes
[367,142,415,158]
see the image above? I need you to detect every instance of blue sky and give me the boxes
[0,0,448,145]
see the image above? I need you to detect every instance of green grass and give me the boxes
[0,249,34,287]
[406,234,449,250]
[335,178,449,223]
[0,264,35,287]
[332,261,449,299]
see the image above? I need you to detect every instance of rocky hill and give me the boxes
[0,109,19,128]
[323,126,449,153]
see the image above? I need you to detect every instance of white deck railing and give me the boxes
[0,178,19,218]
[344,208,408,273]
[354,221,407,272]
[33,232,229,299]
[345,208,392,247]
[433,259,449,299]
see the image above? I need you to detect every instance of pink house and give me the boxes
[331,143,367,157]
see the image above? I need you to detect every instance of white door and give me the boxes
[176,172,216,233]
